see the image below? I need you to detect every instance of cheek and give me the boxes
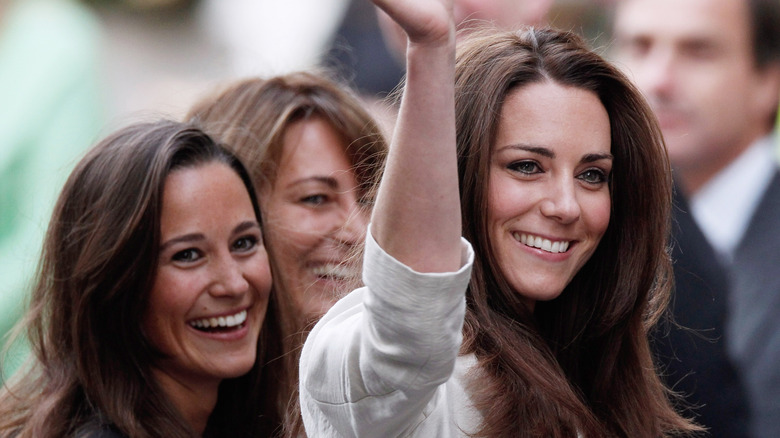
[486,173,535,225]
[584,192,611,239]
[144,271,199,340]
[249,252,273,300]
[264,203,327,252]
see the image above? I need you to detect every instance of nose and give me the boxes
[539,178,581,224]
[209,256,250,297]
[637,48,676,100]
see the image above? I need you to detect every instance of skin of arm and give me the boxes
[369,0,461,273]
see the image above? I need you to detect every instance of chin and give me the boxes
[219,358,257,379]
[515,284,567,305]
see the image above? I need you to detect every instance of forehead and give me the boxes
[615,0,751,49]
[495,81,611,154]
[161,163,251,221]
[278,118,350,171]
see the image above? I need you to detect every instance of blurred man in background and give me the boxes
[613,0,780,436]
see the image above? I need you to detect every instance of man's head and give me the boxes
[612,0,780,193]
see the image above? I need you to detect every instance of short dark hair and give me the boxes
[749,0,780,68]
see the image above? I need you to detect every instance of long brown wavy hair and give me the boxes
[0,120,296,437]
[456,28,700,437]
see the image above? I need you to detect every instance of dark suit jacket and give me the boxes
[729,170,780,438]
[651,186,750,437]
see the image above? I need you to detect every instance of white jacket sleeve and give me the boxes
[300,227,474,437]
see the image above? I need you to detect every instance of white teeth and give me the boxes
[310,263,356,280]
[190,310,247,329]
[513,232,570,254]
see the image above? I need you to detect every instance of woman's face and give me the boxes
[487,81,612,310]
[262,117,369,320]
[145,162,271,394]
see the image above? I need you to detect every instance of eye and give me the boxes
[507,160,542,175]
[578,168,609,185]
[232,235,259,253]
[172,248,202,263]
[681,40,718,61]
[300,194,328,206]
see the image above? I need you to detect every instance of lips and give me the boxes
[512,232,570,254]
[189,309,247,332]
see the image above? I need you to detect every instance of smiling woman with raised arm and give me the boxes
[0,120,296,437]
[299,1,702,437]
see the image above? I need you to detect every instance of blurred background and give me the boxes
[0,0,616,379]
[9,0,618,124]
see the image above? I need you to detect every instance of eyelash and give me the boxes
[300,194,328,205]
[507,160,541,174]
[170,235,259,264]
[232,235,259,252]
[507,161,610,185]
[578,168,609,185]
[172,248,202,263]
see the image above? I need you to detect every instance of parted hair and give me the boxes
[186,71,387,205]
[0,120,294,437]
[456,27,700,437]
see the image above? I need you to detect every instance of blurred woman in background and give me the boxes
[188,71,387,324]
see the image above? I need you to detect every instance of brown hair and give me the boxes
[456,27,699,437]
[187,71,386,206]
[0,120,294,437]
[187,71,387,436]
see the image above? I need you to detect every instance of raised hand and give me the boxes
[368,0,460,274]
[371,0,454,46]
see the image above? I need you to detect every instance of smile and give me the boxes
[310,263,356,281]
[513,232,570,254]
[189,309,247,331]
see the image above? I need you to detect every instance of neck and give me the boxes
[151,367,221,435]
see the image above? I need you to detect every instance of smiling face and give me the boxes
[488,81,612,310]
[262,117,369,320]
[144,162,271,395]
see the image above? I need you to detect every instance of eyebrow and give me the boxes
[582,153,614,163]
[288,175,339,189]
[159,233,205,252]
[234,221,261,234]
[158,221,260,252]
[498,144,614,163]
[501,144,555,158]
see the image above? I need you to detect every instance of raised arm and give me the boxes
[299,3,472,436]
[369,0,460,273]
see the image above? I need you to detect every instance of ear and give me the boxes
[752,62,780,129]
